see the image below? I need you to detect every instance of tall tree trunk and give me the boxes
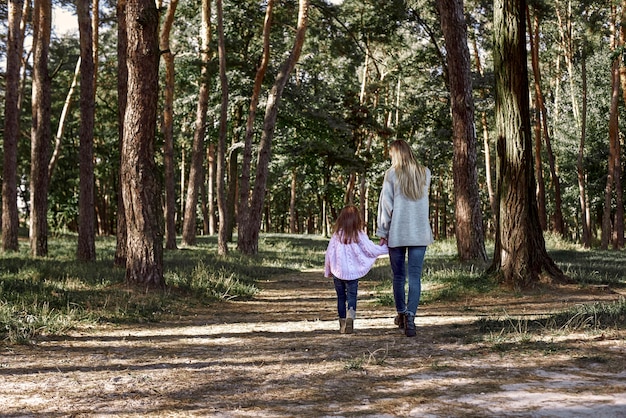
[437,0,487,262]
[226,104,243,241]
[206,143,216,235]
[160,0,179,250]
[470,29,496,229]
[92,0,99,85]
[528,9,547,231]
[2,0,25,252]
[30,0,52,257]
[216,0,229,256]
[122,0,163,288]
[238,0,309,255]
[602,4,620,250]
[490,0,568,288]
[577,52,591,247]
[555,0,582,133]
[77,0,96,261]
[181,0,211,246]
[616,0,626,248]
[114,0,128,267]
[49,57,80,182]
[290,167,297,233]
[528,7,564,235]
[238,0,274,249]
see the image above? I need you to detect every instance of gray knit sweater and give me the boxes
[376,167,434,248]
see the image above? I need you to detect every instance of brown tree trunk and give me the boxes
[616,0,626,248]
[2,0,25,252]
[206,143,216,235]
[238,0,309,255]
[48,57,80,182]
[92,0,99,83]
[578,53,591,247]
[160,0,179,250]
[226,104,243,241]
[436,0,487,262]
[122,0,163,288]
[216,0,229,256]
[528,7,564,235]
[290,167,297,234]
[528,10,547,231]
[238,0,274,250]
[30,0,52,257]
[602,5,620,250]
[77,0,96,261]
[490,0,568,288]
[181,0,211,246]
[114,0,128,267]
[469,28,496,230]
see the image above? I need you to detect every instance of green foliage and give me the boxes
[0,234,301,342]
[1,235,625,345]
[478,298,626,334]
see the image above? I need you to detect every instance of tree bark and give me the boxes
[469,27,496,230]
[30,0,52,257]
[528,7,564,235]
[238,0,309,255]
[290,168,297,234]
[225,104,243,241]
[160,0,179,250]
[528,9,547,231]
[602,4,620,250]
[181,0,211,246]
[122,0,164,288]
[114,0,128,267]
[216,0,229,256]
[48,57,80,182]
[577,52,591,247]
[206,143,216,235]
[436,0,487,262]
[238,0,274,250]
[2,0,25,252]
[77,0,96,261]
[615,0,626,248]
[490,0,568,288]
[92,0,99,86]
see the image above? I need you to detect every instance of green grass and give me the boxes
[1,233,625,344]
[0,233,307,343]
[478,298,626,334]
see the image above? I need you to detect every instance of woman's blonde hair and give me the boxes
[333,205,363,244]
[389,139,427,200]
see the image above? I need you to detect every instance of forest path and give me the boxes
[1,270,625,417]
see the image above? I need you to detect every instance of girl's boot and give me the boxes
[339,318,346,334]
[345,308,356,334]
[405,313,416,337]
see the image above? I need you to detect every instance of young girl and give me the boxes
[325,205,388,334]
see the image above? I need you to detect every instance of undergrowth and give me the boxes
[1,234,625,344]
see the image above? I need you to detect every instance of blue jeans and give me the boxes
[333,277,359,318]
[389,246,426,316]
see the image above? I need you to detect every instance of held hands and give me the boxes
[379,238,387,246]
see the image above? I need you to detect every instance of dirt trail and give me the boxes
[1,270,625,417]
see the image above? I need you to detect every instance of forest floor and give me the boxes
[1,269,626,417]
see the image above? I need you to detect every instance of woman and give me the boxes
[376,139,433,337]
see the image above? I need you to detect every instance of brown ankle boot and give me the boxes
[394,313,406,329]
[339,318,346,334]
[405,313,416,337]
